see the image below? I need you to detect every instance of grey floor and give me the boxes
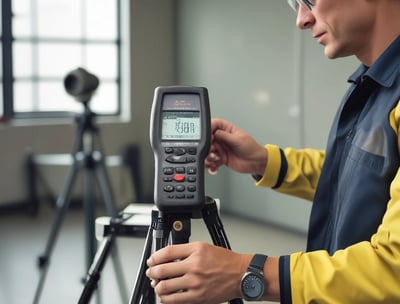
[0,203,307,304]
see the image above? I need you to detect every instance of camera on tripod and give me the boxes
[33,67,125,304]
[64,67,99,103]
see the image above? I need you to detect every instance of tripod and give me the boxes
[77,204,152,304]
[33,102,128,304]
[129,197,244,304]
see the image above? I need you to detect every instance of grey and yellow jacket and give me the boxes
[256,35,400,303]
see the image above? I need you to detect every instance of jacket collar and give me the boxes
[348,35,400,88]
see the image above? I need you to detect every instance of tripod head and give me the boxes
[63,67,101,135]
[64,67,99,104]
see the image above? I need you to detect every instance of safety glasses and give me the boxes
[287,0,315,12]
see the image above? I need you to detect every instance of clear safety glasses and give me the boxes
[287,0,315,12]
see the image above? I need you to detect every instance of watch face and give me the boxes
[241,273,264,300]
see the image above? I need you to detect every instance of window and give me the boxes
[0,0,124,121]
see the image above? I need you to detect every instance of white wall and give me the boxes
[0,0,176,209]
[176,0,358,232]
[1,0,361,234]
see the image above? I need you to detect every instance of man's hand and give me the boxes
[146,242,252,304]
[205,118,268,176]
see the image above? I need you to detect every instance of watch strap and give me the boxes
[248,254,268,273]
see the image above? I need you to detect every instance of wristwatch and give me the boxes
[240,254,268,301]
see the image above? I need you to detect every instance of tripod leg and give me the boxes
[33,160,80,304]
[94,161,118,217]
[153,211,172,251]
[83,168,97,273]
[95,163,129,303]
[129,209,160,304]
[78,235,114,304]
[202,198,232,249]
[202,198,244,304]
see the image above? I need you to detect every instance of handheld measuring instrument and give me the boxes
[150,86,211,213]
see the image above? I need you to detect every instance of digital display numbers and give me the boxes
[161,111,201,140]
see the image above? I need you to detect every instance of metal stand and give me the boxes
[33,102,127,304]
[129,197,244,304]
[77,205,152,304]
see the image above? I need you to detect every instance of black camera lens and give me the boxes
[64,67,99,102]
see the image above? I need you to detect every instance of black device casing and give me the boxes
[150,86,211,213]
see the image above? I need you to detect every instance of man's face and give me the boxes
[295,0,376,62]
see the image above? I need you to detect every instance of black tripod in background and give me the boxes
[129,196,244,304]
[33,68,127,304]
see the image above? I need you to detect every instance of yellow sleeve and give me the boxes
[289,166,400,303]
[256,144,325,201]
[288,102,400,303]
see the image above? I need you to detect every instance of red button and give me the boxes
[173,174,185,182]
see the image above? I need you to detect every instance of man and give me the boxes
[146,0,400,302]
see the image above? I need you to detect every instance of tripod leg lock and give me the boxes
[37,255,49,268]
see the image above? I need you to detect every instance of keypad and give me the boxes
[162,146,198,200]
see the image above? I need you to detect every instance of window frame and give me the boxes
[0,0,127,122]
